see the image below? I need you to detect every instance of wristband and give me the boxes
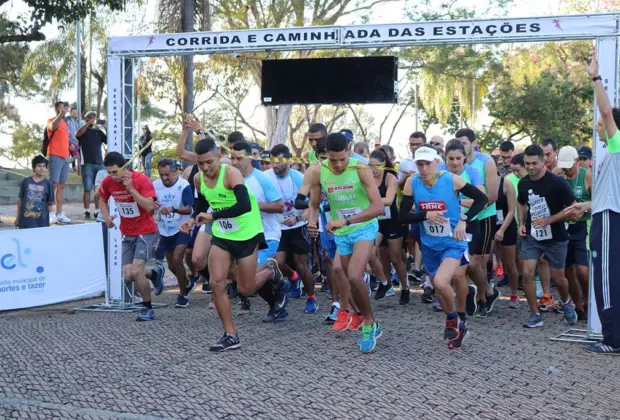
[592,75,602,82]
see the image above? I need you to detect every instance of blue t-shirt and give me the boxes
[352,152,368,165]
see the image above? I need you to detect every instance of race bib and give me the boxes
[117,202,139,218]
[496,210,504,225]
[336,207,361,220]
[159,211,180,221]
[279,209,296,223]
[216,218,239,233]
[378,206,391,220]
[531,225,552,241]
[423,220,451,237]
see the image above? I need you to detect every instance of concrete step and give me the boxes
[0,186,20,197]
[0,196,17,205]
[0,169,26,182]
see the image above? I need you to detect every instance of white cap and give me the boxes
[557,146,578,169]
[414,146,439,162]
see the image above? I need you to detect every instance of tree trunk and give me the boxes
[92,71,104,116]
[181,0,194,157]
[80,50,87,113]
[266,105,293,149]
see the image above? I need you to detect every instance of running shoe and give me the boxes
[364,272,372,296]
[133,293,143,304]
[466,285,478,316]
[553,300,564,313]
[562,301,578,325]
[391,272,400,287]
[290,276,301,299]
[333,310,352,331]
[184,275,197,296]
[538,294,554,312]
[410,268,424,284]
[585,341,620,355]
[508,295,520,309]
[325,305,339,324]
[50,213,57,224]
[208,298,215,309]
[444,316,460,341]
[209,333,241,352]
[448,321,470,350]
[496,264,504,278]
[266,258,289,312]
[359,323,379,353]
[407,255,414,272]
[475,300,487,318]
[348,313,364,331]
[369,275,379,292]
[432,297,443,312]
[496,275,509,287]
[535,279,543,299]
[201,283,211,294]
[522,313,543,328]
[375,282,392,300]
[174,294,189,308]
[136,307,155,321]
[151,264,165,296]
[56,213,72,224]
[263,308,289,323]
[304,297,318,313]
[486,288,501,314]
[84,211,91,220]
[399,289,410,305]
[421,286,433,303]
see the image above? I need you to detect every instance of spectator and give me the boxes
[139,125,153,178]
[15,155,54,229]
[374,138,381,150]
[429,135,445,157]
[260,150,272,171]
[353,141,370,160]
[229,132,260,170]
[46,101,72,224]
[76,110,107,220]
[66,107,84,173]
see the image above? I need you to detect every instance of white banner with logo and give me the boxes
[106,56,123,153]
[0,224,106,311]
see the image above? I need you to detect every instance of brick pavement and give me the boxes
[0,285,618,420]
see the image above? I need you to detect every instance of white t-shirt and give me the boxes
[153,177,193,237]
[265,168,306,231]
[245,168,282,242]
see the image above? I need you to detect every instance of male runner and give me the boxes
[306,133,385,352]
[577,146,592,169]
[456,128,501,317]
[498,141,515,177]
[400,145,488,349]
[518,144,578,328]
[99,152,165,321]
[306,123,327,164]
[153,158,194,308]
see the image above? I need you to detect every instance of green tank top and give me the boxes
[320,158,374,236]
[565,167,591,223]
[470,152,496,220]
[199,164,263,241]
[457,168,476,220]
[309,150,318,163]
[506,173,520,225]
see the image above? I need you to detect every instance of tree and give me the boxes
[0,122,42,168]
[0,14,28,132]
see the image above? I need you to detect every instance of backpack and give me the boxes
[41,127,57,156]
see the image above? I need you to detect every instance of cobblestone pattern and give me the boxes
[0,286,618,420]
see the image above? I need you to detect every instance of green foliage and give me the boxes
[0,122,43,168]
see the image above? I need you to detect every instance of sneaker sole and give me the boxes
[136,317,155,322]
[201,290,212,294]
[466,285,478,316]
[210,343,241,352]
[486,290,502,314]
[522,321,544,328]
[174,303,189,308]
[448,330,470,349]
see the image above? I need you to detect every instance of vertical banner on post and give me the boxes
[123,58,134,160]
[106,56,124,302]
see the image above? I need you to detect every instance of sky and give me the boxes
[1,0,568,166]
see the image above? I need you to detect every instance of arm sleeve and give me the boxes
[181,185,194,207]
[398,195,427,224]
[459,183,488,220]
[191,192,209,218]
[294,193,309,209]
[212,185,251,220]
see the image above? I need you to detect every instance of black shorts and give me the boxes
[278,225,311,255]
[566,221,589,267]
[379,220,404,246]
[187,225,200,249]
[466,219,480,255]
[500,220,518,247]
[470,215,497,256]
[211,233,266,260]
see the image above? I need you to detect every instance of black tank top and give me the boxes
[378,171,398,223]
[496,175,508,216]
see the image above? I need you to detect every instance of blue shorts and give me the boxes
[333,220,379,257]
[258,240,279,265]
[156,231,190,254]
[82,163,104,191]
[409,224,421,242]
[421,244,469,277]
[319,230,337,260]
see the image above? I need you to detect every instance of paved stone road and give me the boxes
[0,283,618,420]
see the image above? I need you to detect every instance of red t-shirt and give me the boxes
[99,170,157,236]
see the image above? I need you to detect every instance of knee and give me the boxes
[522,264,535,278]
[192,255,205,271]
[171,256,184,269]
[237,283,253,297]
[129,267,142,281]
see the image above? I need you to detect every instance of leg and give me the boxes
[55,182,65,214]
[453,265,469,314]
[171,244,189,294]
[539,258,551,295]
[565,264,583,311]
[191,230,211,272]
[83,190,91,211]
[433,258,462,314]
[293,253,314,298]
[342,240,376,325]
[501,245,519,297]
[333,253,349,311]
[208,245,235,334]
[388,238,408,290]
[522,259,539,313]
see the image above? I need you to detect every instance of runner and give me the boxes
[455,128,501,318]
[266,144,317,313]
[306,123,327,164]
[498,141,515,177]
[305,132,384,352]
[400,145,488,349]
[153,158,195,308]
[517,144,578,328]
[98,152,165,322]
[558,146,591,320]
[229,141,290,321]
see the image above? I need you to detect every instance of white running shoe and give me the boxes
[56,213,72,224]
[50,213,57,224]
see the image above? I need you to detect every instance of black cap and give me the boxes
[260,151,271,160]
[578,146,592,159]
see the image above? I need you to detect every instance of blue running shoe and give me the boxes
[290,277,301,299]
[275,309,289,320]
[174,294,189,308]
[391,272,400,287]
[522,313,543,328]
[562,301,578,325]
[136,307,155,321]
[359,322,380,353]
[304,297,318,313]
[325,305,339,323]
[151,265,165,296]
[184,275,197,296]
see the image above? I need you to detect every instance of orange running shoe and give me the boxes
[538,294,554,312]
[347,313,364,331]
[333,310,352,331]
[496,264,504,277]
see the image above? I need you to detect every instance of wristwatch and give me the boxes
[593,75,602,82]
[344,215,352,226]
[171,207,177,214]
[460,214,469,223]
[195,129,207,135]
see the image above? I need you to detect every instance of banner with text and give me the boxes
[0,224,106,311]
[109,15,619,55]
[107,56,122,154]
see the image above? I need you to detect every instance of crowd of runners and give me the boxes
[92,54,619,355]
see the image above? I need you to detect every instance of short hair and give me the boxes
[32,155,48,170]
[70,107,77,112]
[54,101,64,108]
[409,131,426,142]
[270,144,292,158]
[444,138,466,156]
[455,128,476,142]
[316,136,327,155]
[379,144,394,158]
[157,158,175,170]
[308,123,327,135]
[195,138,218,155]
[232,141,252,156]
[326,133,349,152]
[524,144,544,159]
[227,131,245,145]
[511,153,525,166]
[499,141,515,152]
[353,141,369,156]
[104,152,126,167]
[541,138,557,151]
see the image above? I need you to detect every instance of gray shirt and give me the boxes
[18,177,54,229]
[592,130,620,215]
[65,117,84,145]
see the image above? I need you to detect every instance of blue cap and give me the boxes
[249,142,262,151]
[340,129,354,142]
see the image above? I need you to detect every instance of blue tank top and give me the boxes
[411,171,467,252]
[469,151,496,220]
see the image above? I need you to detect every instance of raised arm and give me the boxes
[587,50,618,139]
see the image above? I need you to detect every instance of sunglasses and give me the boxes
[430,142,442,147]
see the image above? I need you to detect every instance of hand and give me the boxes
[307,221,320,238]
[104,215,116,228]
[532,216,549,228]
[565,202,586,221]
[196,212,213,225]
[586,50,599,77]
[120,172,134,191]
[180,219,195,234]
[282,216,297,227]
[454,220,467,242]
[326,219,346,234]
[518,224,527,237]
[186,115,201,133]
[159,207,172,215]
[301,209,309,222]
[494,228,505,242]
[426,210,448,224]
[153,200,161,210]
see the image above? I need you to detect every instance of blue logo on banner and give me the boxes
[0,238,44,273]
